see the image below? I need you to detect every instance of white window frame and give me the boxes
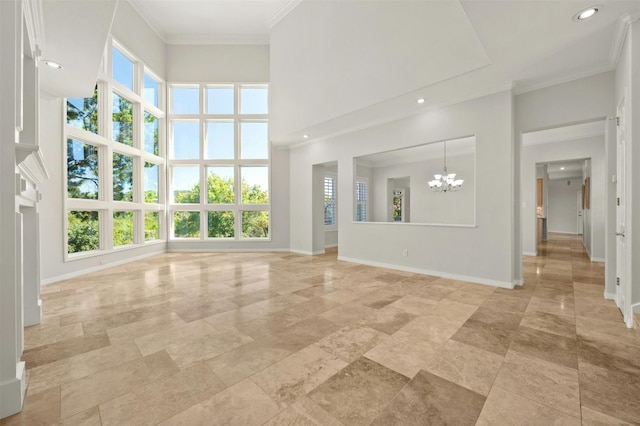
[168,83,270,241]
[355,177,369,222]
[324,173,337,230]
[63,37,166,260]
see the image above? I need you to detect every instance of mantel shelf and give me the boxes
[15,143,49,185]
[15,143,39,164]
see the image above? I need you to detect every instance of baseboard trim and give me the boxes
[513,278,524,286]
[582,239,593,260]
[591,257,605,263]
[604,291,616,300]
[41,250,164,286]
[632,302,640,314]
[168,248,290,253]
[0,362,25,419]
[324,244,338,249]
[522,251,537,256]
[337,256,514,289]
[42,247,295,285]
[289,249,325,256]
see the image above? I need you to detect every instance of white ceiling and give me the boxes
[128,0,298,44]
[37,0,640,144]
[546,160,585,181]
[268,0,640,144]
[40,0,118,98]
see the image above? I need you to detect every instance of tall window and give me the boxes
[64,39,165,256]
[324,174,337,227]
[168,84,269,240]
[355,178,368,222]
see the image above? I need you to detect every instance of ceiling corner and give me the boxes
[127,0,167,43]
[270,0,304,29]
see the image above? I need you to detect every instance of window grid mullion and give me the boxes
[64,38,166,259]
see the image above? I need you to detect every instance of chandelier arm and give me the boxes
[429,140,462,193]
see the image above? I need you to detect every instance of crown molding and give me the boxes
[165,33,269,46]
[608,11,640,67]
[284,82,513,150]
[127,0,168,43]
[513,63,614,95]
[129,0,292,46]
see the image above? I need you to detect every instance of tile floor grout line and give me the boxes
[8,235,637,425]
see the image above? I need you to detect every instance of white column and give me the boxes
[0,0,27,418]
[21,26,42,327]
[22,205,41,326]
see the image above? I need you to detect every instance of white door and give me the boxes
[616,97,630,326]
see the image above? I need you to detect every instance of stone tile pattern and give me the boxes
[2,234,638,425]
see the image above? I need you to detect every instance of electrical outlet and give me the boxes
[402,249,408,257]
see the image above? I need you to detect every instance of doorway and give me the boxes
[537,160,587,244]
[312,161,339,254]
[387,177,410,223]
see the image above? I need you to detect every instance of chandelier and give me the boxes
[428,141,464,192]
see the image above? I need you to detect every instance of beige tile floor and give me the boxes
[3,234,640,425]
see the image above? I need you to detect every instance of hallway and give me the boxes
[2,234,639,425]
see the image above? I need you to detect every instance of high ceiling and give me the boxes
[268,0,640,144]
[39,0,640,145]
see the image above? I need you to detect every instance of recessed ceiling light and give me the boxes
[561,167,565,170]
[417,98,425,104]
[43,60,63,70]
[303,134,309,139]
[574,6,600,21]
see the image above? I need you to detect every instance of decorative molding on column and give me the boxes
[15,143,48,185]
[22,0,45,57]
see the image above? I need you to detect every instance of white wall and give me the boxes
[39,3,170,283]
[290,90,516,287]
[269,0,490,141]
[112,1,166,79]
[162,43,289,252]
[516,72,614,266]
[325,231,338,247]
[368,153,475,225]
[39,97,168,283]
[166,45,269,83]
[547,178,582,234]
[39,6,288,282]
